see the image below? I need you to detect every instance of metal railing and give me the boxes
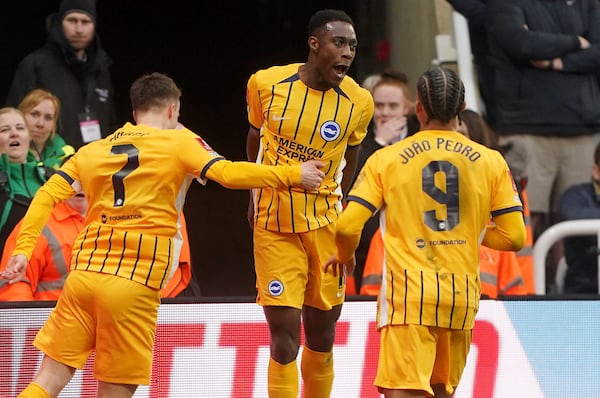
[533,220,600,294]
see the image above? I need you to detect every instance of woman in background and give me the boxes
[18,88,74,170]
[0,107,49,255]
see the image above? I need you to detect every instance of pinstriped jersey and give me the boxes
[247,63,374,233]
[14,123,305,289]
[348,130,523,330]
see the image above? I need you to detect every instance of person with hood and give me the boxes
[5,0,117,149]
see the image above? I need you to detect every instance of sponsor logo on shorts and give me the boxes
[320,120,341,142]
[268,280,284,296]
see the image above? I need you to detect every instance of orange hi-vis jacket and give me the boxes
[479,245,527,298]
[161,214,192,298]
[0,201,85,301]
[345,272,358,295]
[0,209,192,301]
[515,189,535,293]
[359,227,527,298]
[359,226,384,296]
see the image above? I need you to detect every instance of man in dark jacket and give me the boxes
[558,141,600,294]
[487,0,600,288]
[5,0,117,149]
[446,0,496,127]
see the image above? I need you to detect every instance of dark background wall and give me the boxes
[0,0,387,296]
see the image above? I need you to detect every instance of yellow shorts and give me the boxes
[374,324,472,397]
[34,270,161,385]
[253,223,345,310]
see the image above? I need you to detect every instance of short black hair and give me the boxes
[307,9,354,36]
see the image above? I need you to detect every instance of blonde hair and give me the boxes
[17,89,61,142]
[0,108,29,160]
[0,107,25,120]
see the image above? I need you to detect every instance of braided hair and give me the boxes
[416,66,465,124]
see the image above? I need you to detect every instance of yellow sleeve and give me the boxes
[205,159,302,189]
[482,211,526,251]
[176,129,302,188]
[246,72,263,130]
[335,201,374,263]
[13,174,76,258]
[348,88,374,147]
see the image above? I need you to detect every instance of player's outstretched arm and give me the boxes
[205,159,325,190]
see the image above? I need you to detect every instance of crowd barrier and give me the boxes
[533,219,600,294]
[1,297,598,397]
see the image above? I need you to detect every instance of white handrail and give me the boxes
[451,11,481,113]
[533,220,600,294]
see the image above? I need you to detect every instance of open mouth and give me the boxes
[9,141,20,147]
[334,65,349,78]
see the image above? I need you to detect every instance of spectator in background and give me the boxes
[360,73,382,92]
[487,0,600,291]
[5,0,117,149]
[0,202,196,300]
[558,141,600,294]
[18,88,75,170]
[0,189,87,301]
[347,69,418,294]
[458,108,496,149]
[446,0,496,127]
[159,213,201,298]
[478,244,527,298]
[0,108,48,256]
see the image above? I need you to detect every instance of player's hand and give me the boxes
[0,254,28,284]
[324,254,356,277]
[299,160,325,190]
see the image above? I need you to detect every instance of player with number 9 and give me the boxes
[325,66,526,398]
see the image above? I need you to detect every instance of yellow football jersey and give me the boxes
[247,63,374,233]
[14,123,305,289]
[348,130,523,330]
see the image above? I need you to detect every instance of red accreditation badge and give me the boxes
[195,137,213,151]
[195,137,219,157]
